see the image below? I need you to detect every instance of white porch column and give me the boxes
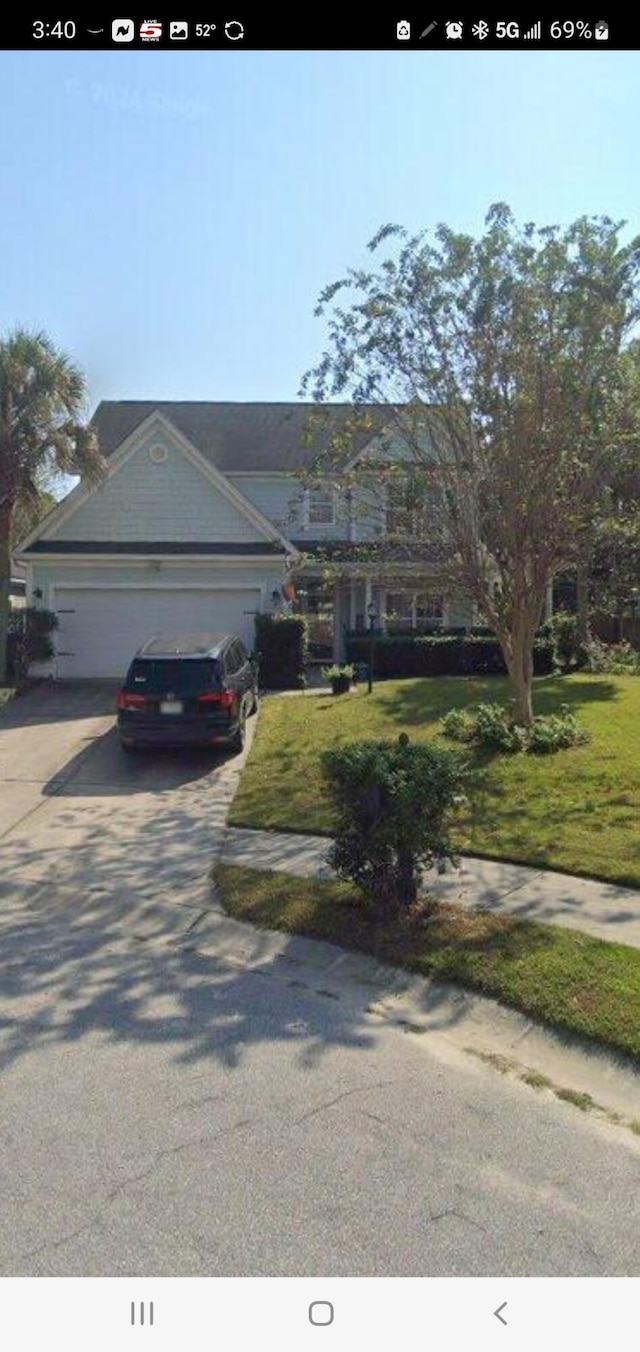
[349,578,356,631]
[332,583,342,662]
[364,577,372,618]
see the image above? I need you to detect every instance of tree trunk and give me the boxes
[0,504,13,685]
[503,626,535,727]
[510,660,534,726]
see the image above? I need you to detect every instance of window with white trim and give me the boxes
[306,484,335,526]
[385,592,445,631]
[385,475,427,536]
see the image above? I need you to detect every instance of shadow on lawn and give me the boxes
[377,674,621,729]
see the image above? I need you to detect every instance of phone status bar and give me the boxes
[11,14,636,50]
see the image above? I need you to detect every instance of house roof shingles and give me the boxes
[90,401,393,473]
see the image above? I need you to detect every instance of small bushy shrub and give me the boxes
[441,708,476,742]
[441,701,589,755]
[540,610,585,672]
[527,710,590,754]
[321,663,354,681]
[321,734,465,922]
[584,636,640,675]
[7,608,58,681]
[254,613,307,689]
[474,702,528,752]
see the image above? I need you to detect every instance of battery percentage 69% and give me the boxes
[550,20,593,38]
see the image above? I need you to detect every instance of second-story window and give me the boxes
[385,475,426,536]
[306,483,335,526]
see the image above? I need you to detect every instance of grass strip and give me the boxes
[215,862,640,1062]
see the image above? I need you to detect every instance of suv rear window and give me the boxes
[126,658,222,695]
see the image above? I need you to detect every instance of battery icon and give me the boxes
[594,20,609,40]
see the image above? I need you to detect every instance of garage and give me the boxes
[53,586,262,678]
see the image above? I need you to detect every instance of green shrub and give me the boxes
[584,636,640,675]
[254,613,308,689]
[527,710,590,755]
[7,608,58,681]
[540,610,585,672]
[344,632,554,679]
[321,663,354,681]
[441,701,589,756]
[474,702,528,752]
[321,733,465,922]
[441,707,476,742]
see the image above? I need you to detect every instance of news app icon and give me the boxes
[111,18,134,41]
[140,19,162,41]
[170,21,188,39]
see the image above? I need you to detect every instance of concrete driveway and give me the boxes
[0,681,241,938]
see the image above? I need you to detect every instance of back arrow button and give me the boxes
[494,1302,508,1325]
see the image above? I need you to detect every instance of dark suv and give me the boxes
[116,633,259,753]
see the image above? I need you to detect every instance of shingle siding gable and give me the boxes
[49,430,266,545]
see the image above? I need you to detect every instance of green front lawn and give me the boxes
[230,674,640,888]
[216,864,640,1062]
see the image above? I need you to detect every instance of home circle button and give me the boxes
[309,1301,334,1326]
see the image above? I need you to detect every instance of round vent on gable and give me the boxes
[149,444,168,463]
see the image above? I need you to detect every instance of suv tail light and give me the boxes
[198,690,234,709]
[117,691,146,711]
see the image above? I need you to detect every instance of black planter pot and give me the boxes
[330,675,351,695]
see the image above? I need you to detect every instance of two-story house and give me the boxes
[16,401,471,678]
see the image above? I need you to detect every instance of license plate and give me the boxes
[160,700,183,715]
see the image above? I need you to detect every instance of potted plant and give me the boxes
[321,663,355,695]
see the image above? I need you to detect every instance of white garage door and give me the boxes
[54,587,262,678]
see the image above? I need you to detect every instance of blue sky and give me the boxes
[1,49,639,415]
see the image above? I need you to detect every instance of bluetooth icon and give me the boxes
[472,19,490,39]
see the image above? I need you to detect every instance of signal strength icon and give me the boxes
[524,20,541,39]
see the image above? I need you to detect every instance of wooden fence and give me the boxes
[591,614,640,649]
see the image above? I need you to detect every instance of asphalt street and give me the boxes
[0,683,639,1277]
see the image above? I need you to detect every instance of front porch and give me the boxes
[293,572,474,665]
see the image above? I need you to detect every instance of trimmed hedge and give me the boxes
[344,632,554,679]
[254,613,308,690]
[7,608,58,681]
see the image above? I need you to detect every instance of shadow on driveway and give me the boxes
[0,679,472,1087]
[42,726,231,797]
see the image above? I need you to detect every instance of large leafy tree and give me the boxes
[586,339,640,637]
[303,205,640,725]
[0,330,105,680]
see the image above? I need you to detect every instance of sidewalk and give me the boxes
[221,826,640,951]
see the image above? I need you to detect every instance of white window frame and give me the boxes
[384,591,446,631]
[384,476,427,537]
[305,483,335,527]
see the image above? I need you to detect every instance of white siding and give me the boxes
[49,430,266,544]
[226,474,297,527]
[227,473,366,541]
[31,561,284,608]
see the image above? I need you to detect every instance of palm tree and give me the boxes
[0,329,106,680]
